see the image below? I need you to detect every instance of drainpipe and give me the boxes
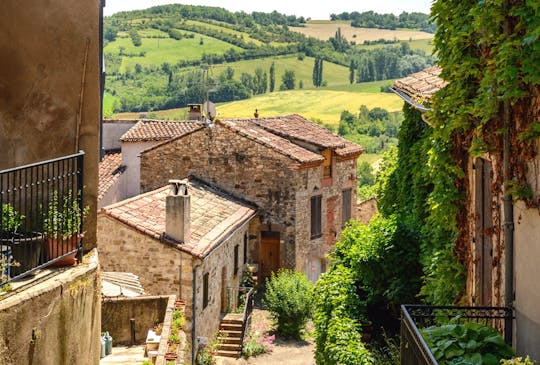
[502,9,514,346]
[191,260,202,365]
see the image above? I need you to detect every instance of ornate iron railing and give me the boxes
[0,152,85,284]
[400,305,513,365]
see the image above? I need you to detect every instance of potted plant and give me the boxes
[0,203,43,276]
[43,190,88,266]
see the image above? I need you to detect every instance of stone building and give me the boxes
[98,178,257,343]
[139,114,363,282]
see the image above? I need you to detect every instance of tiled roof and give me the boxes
[392,66,447,105]
[218,119,324,164]
[98,151,125,201]
[251,114,346,149]
[119,119,203,142]
[100,178,257,258]
[221,114,363,160]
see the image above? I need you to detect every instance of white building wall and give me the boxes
[121,141,157,198]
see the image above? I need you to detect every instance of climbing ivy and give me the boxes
[422,0,540,303]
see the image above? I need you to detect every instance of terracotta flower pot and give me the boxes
[164,352,177,361]
[47,234,80,267]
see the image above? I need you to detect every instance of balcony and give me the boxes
[0,152,85,285]
[400,304,513,365]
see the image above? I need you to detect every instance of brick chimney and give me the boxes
[166,179,190,243]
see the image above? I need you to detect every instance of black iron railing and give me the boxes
[0,152,85,284]
[241,287,255,354]
[400,305,513,365]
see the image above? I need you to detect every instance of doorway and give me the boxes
[260,231,280,280]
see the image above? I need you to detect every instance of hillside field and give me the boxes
[113,88,402,125]
[290,21,433,42]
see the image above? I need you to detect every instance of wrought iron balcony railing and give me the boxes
[400,304,513,365]
[0,152,85,285]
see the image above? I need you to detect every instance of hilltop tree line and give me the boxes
[330,10,435,33]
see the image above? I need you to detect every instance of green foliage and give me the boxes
[313,266,373,365]
[0,204,25,234]
[269,61,275,92]
[279,69,296,90]
[422,322,515,365]
[357,162,375,186]
[501,356,536,365]
[43,191,88,239]
[129,29,142,47]
[371,334,400,365]
[264,269,313,338]
[333,216,422,312]
[331,11,435,33]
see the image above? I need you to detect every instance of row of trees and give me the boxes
[330,10,435,32]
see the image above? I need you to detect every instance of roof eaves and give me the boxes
[390,87,433,112]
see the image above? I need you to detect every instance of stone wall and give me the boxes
[0,251,101,365]
[140,125,358,281]
[101,295,171,344]
[0,0,101,249]
[140,126,300,269]
[97,215,183,297]
[357,198,378,225]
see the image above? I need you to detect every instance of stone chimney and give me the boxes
[166,179,190,243]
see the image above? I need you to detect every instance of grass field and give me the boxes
[113,89,402,125]
[355,38,433,53]
[290,22,433,42]
[185,20,264,46]
[104,31,242,72]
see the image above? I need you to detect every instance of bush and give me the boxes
[502,357,536,365]
[264,269,313,338]
[313,266,373,365]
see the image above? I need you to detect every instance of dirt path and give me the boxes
[216,309,316,365]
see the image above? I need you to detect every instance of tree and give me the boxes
[269,61,275,92]
[349,60,356,84]
[280,69,295,90]
[312,58,323,87]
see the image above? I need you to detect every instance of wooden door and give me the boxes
[260,232,280,280]
[474,158,493,305]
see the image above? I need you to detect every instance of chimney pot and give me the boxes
[166,179,190,243]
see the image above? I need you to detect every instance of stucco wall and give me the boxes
[98,172,127,209]
[122,141,157,198]
[514,200,540,361]
[0,251,101,365]
[0,1,100,249]
[101,295,171,345]
[102,120,137,151]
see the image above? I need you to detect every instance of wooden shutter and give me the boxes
[234,245,239,276]
[203,273,209,309]
[311,195,322,238]
[342,189,352,226]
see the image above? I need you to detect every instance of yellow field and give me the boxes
[115,90,402,126]
[290,22,433,42]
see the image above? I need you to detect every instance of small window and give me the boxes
[243,233,248,265]
[310,195,322,239]
[203,273,209,309]
[322,150,332,178]
[234,244,239,276]
[342,189,352,227]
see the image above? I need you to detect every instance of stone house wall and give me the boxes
[140,125,358,280]
[140,126,301,269]
[97,213,248,341]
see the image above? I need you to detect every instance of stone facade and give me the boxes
[98,213,249,342]
[140,121,359,280]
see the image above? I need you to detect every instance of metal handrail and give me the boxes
[240,287,255,354]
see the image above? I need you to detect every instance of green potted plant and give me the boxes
[43,190,88,266]
[0,203,43,276]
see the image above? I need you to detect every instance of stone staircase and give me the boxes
[216,313,244,358]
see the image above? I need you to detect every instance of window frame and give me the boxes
[202,272,209,309]
[342,188,352,227]
[310,195,323,239]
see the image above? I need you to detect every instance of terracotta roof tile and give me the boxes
[393,66,447,105]
[218,119,324,164]
[100,178,257,258]
[120,119,203,142]
[98,151,125,201]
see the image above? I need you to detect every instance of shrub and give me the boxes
[242,322,274,358]
[264,269,313,338]
[313,266,373,365]
[502,357,536,365]
[422,322,514,365]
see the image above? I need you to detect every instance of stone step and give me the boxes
[221,337,242,345]
[216,350,241,358]
[220,323,243,331]
[219,329,243,338]
[219,343,242,352]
